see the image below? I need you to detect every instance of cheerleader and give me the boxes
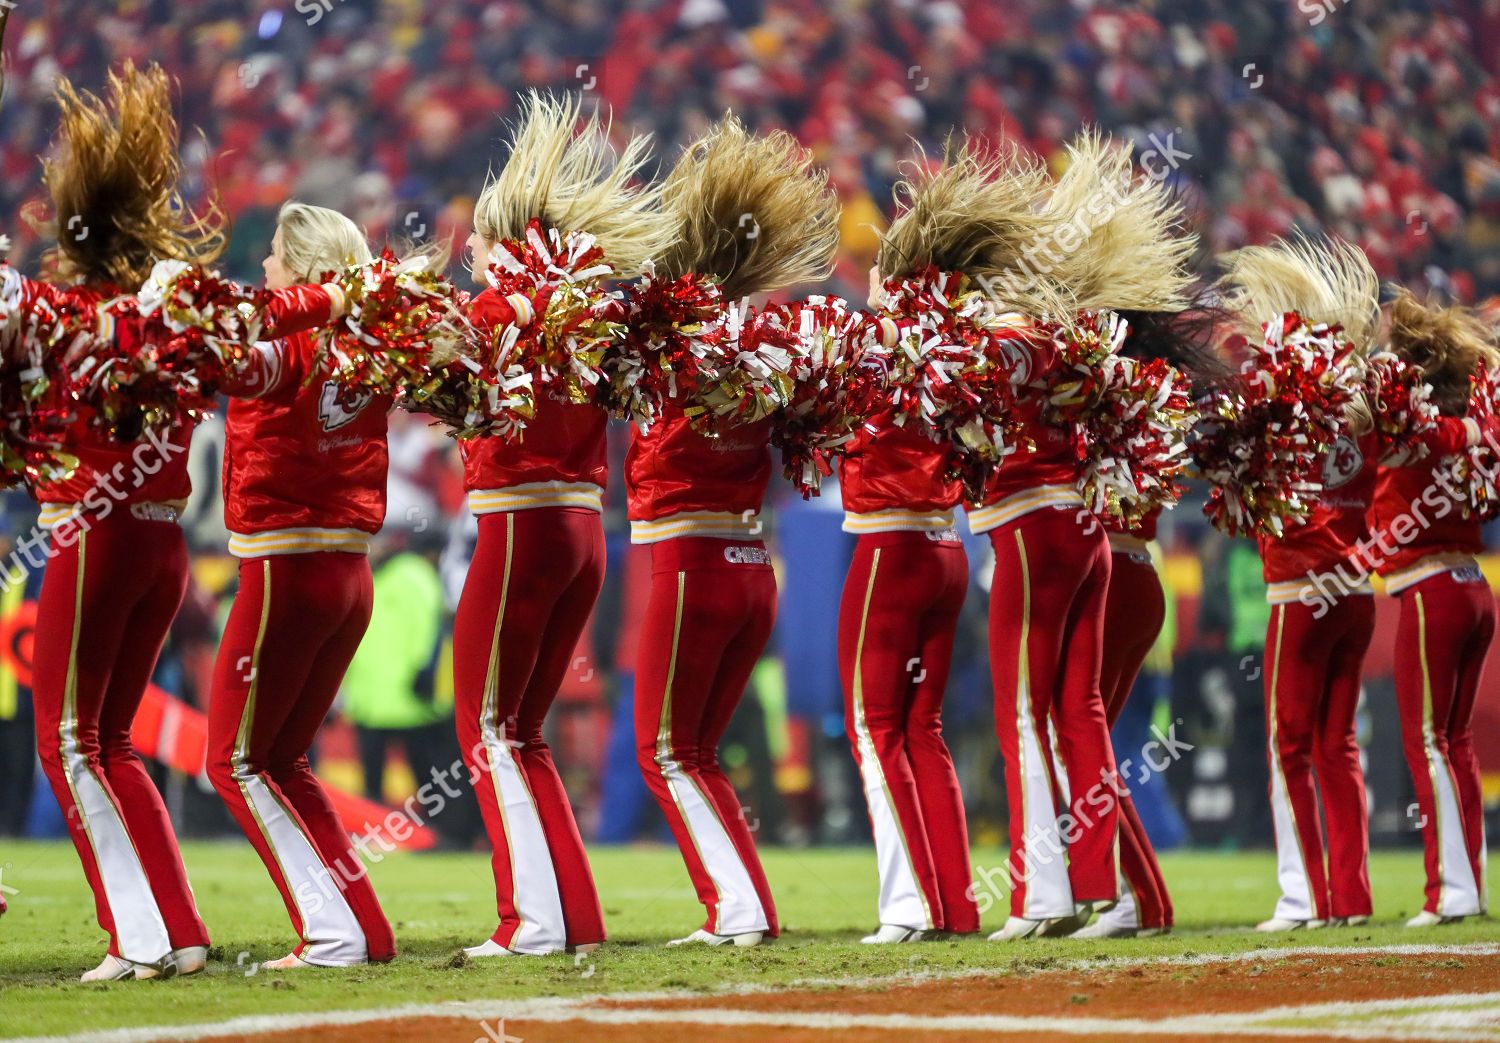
[1371,291,1498,927]
[836,164,1049,942]
[836,396,978,944]
[1218,241,1489,932]
[1028,136,1214,939]
[1081,306,1221,939]
[203,203,406,970]
[455,93,668,958]
[628,119,839,947]
[18,63,226,982]
[924,146,1122,941]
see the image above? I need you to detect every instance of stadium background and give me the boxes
[1,0,1499,861]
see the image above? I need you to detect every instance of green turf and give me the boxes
[1,840,1497,1038]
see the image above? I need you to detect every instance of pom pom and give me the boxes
[1039,311,1198,525]
[686,301,798,434]
[0,264,144,460]
[603,266,729,426]
[80,263,274,437]
[610,267,797,431]
[873,267,1029,499]
[316,251,469,397]
[767,296,886,496]
[484,221,623,406]
[1192,311,1363,537]
[1365,351,1439,465]
[1443,365,1500,521]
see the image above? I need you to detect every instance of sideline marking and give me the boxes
[16,943,1500,1043]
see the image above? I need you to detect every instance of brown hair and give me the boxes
[31,61,225,289]
[1387,289,1500,415]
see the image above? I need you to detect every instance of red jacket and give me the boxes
[1370,419,1495,592]
[1259,418,1477,599]
[967,329,1084,533]
[625,405,772,543]
[29,281,343,531]
[838,412,961,533]
[15,278,194,525]
[221,329,389,557]
[459,287,609,514]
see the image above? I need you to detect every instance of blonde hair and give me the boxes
[1387,288,1500,415]
[1218,235,1380,353]
[473,91,670,277]
[1033,130,1197,313]
[33,61,225,288]
[654,116,840,299]
[877,139,1068,318]
[276,202,372,281]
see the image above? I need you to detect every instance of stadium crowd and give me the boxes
[1,0,1498,299]
[0,0,1497,856]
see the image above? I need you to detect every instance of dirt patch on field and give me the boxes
[197,952,1500,1043]
[616,950,1497,1017]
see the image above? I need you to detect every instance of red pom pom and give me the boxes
[1366,351,1439,465]
[872,268,1030,500]
[768,296,885,497]
[1039,311,1198,526]
[1193,311,1363,537]
[1445,365,1500,521]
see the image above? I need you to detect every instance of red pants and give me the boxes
[453,508,605,953]
[838,531,978,933]
[1393,569,1493,917]
[987,509,1119,919]
[33,512,208,964]
[1264,595,1375,921]
[1098,549,1173,930]
[206,552,395,965]
[634,537,779,937]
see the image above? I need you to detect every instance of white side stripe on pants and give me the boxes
[478,513,566,954]
[1266,605,1317,922]
[1011,530,1073,920]
[851,550,932,931]
[655,572,769,937]
[58,529,173,965]
[233,560,367,966]
[1416,594,1483,918]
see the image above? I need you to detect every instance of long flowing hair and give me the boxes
[473,91,672,278]
[653,116,840,299]
[877,139,1068,318]
[1035,130,1197,314]
[1217,235,1381,354]
[31,61,225,289]
[1387,289,1500,416]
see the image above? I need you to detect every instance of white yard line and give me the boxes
[13,943,1500,1043]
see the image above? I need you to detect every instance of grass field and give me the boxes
[2,840,1498,1040]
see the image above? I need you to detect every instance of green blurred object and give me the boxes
[342,551,448,729]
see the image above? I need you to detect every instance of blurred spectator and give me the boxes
[3,1,1498,304]
[343,531,480,848]
[0,512,40,838]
